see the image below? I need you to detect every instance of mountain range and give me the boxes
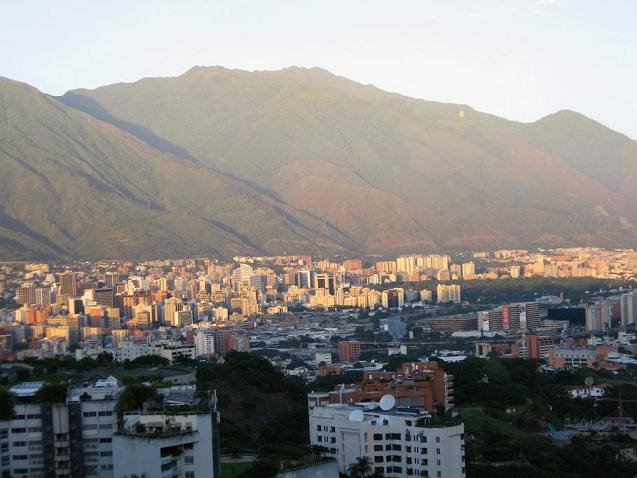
[1,66,636,259]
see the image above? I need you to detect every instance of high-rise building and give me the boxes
[35,287,52,306]
[60,271,78,297]
[1,379,220,478]
[620,292,637,327]
[16,283,36,306]
[93,287,115,307]
[461,262,476,279]
[104,272,121,289]
[314,272,335,295]
[381,288,405,309]
[436,284,461,303]
[586,301,610,332]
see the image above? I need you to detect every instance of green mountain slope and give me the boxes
[0,77,353,260]
[61,66,637,251]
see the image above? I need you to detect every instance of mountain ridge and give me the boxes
[1,67,636,259]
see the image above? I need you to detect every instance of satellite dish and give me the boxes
[349,410,364,422]
[584,376,594,387]
[379,394,396,411]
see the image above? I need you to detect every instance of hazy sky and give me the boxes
[2,0,636,137]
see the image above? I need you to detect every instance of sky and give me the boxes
[1,0,636,138]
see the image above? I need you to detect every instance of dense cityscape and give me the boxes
[3,2,637,477]
[1,247,636,477]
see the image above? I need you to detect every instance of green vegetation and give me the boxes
[220,461,253,478]
[196,352,310,471]
[442,357,637,477]
[0,388,15,420]
[35,383,68,403]
[116,383,161,412]
[0,76,350,260]
[59,65,637,253]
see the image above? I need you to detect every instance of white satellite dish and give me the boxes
[349,410,364,422]
[379,394,396,411]
[584,376,594,387]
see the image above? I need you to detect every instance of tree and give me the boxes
[0,388,15,420]
[35,383,68,403]
[346,457,383,478]
[310,444,330,462]
[116,384,160,412]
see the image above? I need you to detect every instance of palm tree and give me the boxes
[347,457,383,478]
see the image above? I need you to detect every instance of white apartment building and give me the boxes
[308,402,465,477]
[0,379,119,478]
[113,411,219,478]
[1,379,219,478]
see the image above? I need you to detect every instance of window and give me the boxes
[27,427,41,433]
[99,451,112,457]
[435,437,440,443]
[98,411,112,417]
[99,438,112,443]
[185,456,194,465]
[12,441,27,447]
[374,445,383,451]
[436,448,440,455]
[11,428,26,434]
[98,424,112,430]
[184,443,193,450]
[374,434,383,441]
[185,473,195,478]
[83,412,97,417]
[27,414,41,419]
[12,455,28,460]
[374,456,384,463]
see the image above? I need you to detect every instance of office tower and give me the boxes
[93,287,115,307]
[164,297,184,326]
[35,287,52,306]
[104,272,121,288]
[294,270,312,288]
[231,264,254,292]
[314,272,335,295]
[16,283,36,305]
[60,271,78,297]
[487,308,504,331]
[620,292,636,327]
[338,340,361,363]
[248,274,267,293]
[381,288,405,309]
[519,301,540,331]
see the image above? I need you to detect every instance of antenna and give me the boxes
[379,394,396,411]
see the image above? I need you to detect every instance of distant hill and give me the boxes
[0,76,353,260]
[60,66,637,253]
[2,66,637,260]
